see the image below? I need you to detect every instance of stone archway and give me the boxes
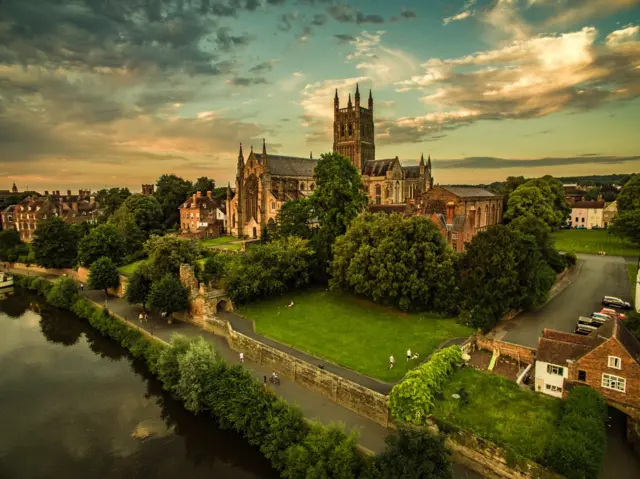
[216,299,232,313]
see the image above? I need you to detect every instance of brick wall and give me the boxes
[189,316,390,426]
[569,338,640,412]
[473,336,536,364]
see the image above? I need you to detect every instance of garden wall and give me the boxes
[469,335,536,364]
[9,263,128,298]
[189,316,391,427]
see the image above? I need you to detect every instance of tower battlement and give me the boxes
[333,84,375,171]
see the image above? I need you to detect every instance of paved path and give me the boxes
[11,267,482,478]
[500,254,634,348]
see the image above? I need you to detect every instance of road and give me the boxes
[500,254,634,348]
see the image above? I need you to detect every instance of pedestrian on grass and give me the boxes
[407,348,412,361]
[389,355,395,369]
[239,352,244,363]
[263,375,267,386]
[138,313,143,322]
[144,313,149,322]
[80,283,84,291]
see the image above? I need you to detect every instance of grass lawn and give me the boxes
[200,236,237,247]
[629,263,639,306]
[118,259,149,277]
[237,289,473,382]
[432,368,562,463]
[552,229,640,257]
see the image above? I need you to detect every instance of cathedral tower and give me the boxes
[333,85,375,171]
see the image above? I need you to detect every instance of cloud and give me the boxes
[333,34,357,44]
[327,4,385,24]
[249,59,280,74]
[345,31,418,86]
[434,155,640,170]
[280,72,306,91]
[443,11,473,25]
[228,77,269,86]
[400,8,416,19]
[215,28,253,52]
[388,25,640,143]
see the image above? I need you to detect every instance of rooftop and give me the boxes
[572,200,605,209]
[363,158,399,177]
[442,186,497,198]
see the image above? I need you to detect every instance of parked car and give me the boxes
[601,296,632,309]
[575,322,598,335]
[590,312,612,324]
[600,308,627,320]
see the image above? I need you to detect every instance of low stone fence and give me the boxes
[467,335,536,365]
[9,263,128,298]
[189,315,391,427]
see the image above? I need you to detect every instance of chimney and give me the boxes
[206,191,212,199]
[196,191,202,198]
[44,190,49,196]
[90,196,95,205]
[192,193,197,205]
[446,202,455,224]
[597,194,603,202]
[67,189,71,196]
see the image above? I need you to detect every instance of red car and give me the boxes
[599,308,626,320]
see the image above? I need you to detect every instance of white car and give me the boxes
[601,296,632,309]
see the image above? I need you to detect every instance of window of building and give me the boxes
[547,364,564,376]
[300,183,305,191]
[608,356,622,369]
[375,185,381,205]
[578,370,587,381]
[310,183,315,191]
[602,373,626,392]
[545,384,562,393]
[271,202,275,211]
[348,123,353,136]
[581,217,585,223]
[575,217,579,223]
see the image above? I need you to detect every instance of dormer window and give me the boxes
[608,356,622,370]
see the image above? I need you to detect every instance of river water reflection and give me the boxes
[0,290,278,479]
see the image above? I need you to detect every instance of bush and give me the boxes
[389,346,463,425]
[564,251,578,267]
[545,386,607,479]
[46,276,79,309]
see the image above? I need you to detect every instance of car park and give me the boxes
[601,296,632,309]
[590,312,612,324]
[600,308,626,320]
[575,322,598,335]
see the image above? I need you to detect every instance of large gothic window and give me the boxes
[491,204,496,225]
[341,124,346,137]
[348,123,353,136]
[395,181,400,203]
[375,185,381,205]
[244,175,259,223]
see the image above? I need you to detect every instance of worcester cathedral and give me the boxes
[227,85,434,239]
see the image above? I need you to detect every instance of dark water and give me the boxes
[0,289,278,479]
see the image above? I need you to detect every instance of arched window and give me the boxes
[310,183,315,191]
[491,204,496,225]
[477,208,482,228]
[484,205,489,226]
[348,123,353,136]
[244,174,259,222]
[375,185,381,205]
[300,182,305,191]
[395,181,400,203]
[341,124,345,136]
[232,213,236,228]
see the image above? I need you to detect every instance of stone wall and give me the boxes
[635,266,639,313]
[472,336,536,364]
[193,316,391,427]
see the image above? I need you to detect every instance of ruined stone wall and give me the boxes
[473,336,536,364]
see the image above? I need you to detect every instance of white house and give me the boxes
[568,200,605,229]
[535,330,595,398]
[215,207,227,232]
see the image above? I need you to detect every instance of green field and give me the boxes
[118,259,149,277]
[237,289,473,382]
[552,229,640,257]
[200,236,238,248]
[432,368,562,463]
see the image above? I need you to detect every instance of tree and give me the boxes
[77,223,125,266]
[499,176,526,220]
[96,187,131,218]
[32,217,79,268]
[504,177,569,229]
[192,177,216,195]
[144,235,200,280]
[275,197,314,239]
[540,175,571,224]
[88,256,120,296]
[46,276,80,309]
[331,213,458,313]
[508,215,565,273]
[368,428,452,479]
[122,194,164,234]
[224,237,313,305]
[148,274,190,316]
[155,174,193,228]
[311,153,368,252]
[611,175,640,245]
[201,253,227,286]
[108,205,147,260]
[125,264,153,311]
[0,229,26,261]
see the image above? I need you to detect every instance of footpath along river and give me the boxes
[0,288,484,479]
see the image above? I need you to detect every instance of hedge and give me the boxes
[389,346,463,425]
[544,386,607,479]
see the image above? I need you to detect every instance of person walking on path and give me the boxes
[389,354,395,369]
[138,313,143,322]
[407,348,412,361]
[239,352,244,363]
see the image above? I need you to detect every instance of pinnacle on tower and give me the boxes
[238,143,244,158]
[355,83,360,103]
[348,93,352,108]
[262,138,267,155]
[368,89,373,110]
[310,151,313,159]
[420,153,425,166]
[334,88,339,108]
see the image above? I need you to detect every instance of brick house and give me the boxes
[536,321,640,417]
[419,186,504,252]
[179,191,224,238]
[1,204,16,231]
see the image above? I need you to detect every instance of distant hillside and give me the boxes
[449,173,637,191]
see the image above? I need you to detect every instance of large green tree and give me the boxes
[192,177,216,195]
[148,274,190,316]
[144,235,200,280]
[96,187,131,218]
[125,264,153,311]
[507,215,565,273]
[275,197,314,240]
[504,179,567,229]
[331,213,457,313]
[77,223,125,267]
[122,194,164,234]
[108,205,147,260]
[155,174,194,228]
[88,256,120,296]
[32,217,79,268]
[0,229,27,261]
[611,175,640,244]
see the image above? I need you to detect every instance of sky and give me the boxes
[0,0,639,192]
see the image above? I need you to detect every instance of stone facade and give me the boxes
[226,86,434,239]
[471,336,536,365]
[141,184,155,195]
[603,200,618,228]
[420,186,504,252]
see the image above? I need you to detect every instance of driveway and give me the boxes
[499,254,634,348]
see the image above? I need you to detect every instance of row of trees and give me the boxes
[611,175,640,245]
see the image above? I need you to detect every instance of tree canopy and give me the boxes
[148,274,190,315]
[504,176,569,229]
[330,213,457,313]
[125,264,153,311]
[275,197,314,240]
[0,229,27,262]
[88,256,120,295]
[96,187,131,218]
[155,174,193,228]
[144,235,200,280]
[32,217,79,268]
[193,177,216,195]
[77,223,125,267]
[107,206,146,261]
[122,194,164,234]
[611,175,640,245]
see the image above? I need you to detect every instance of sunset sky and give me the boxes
[1,0,639,192]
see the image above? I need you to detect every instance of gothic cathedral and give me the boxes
[226,85,434,238]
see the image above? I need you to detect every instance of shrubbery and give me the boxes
[564,252,578,267]
[544,386,607,479]
[46,276,79,309]
[389,346,463,425]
